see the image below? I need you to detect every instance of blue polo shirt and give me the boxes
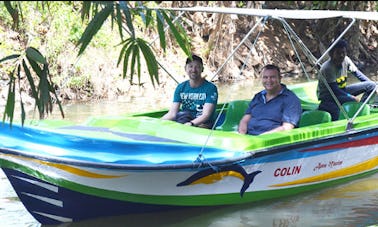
[245,84,302,135]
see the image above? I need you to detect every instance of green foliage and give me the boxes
[0,47,63,125]
[77,3,113,56]
[1,1,192,125]
[78,1,191,85]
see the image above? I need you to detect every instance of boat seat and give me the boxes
[299,110,332,127]
[216,100,249,131]
[338,101,370,120]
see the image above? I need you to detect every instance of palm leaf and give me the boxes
[3,68,16,124]
[155,10,166,51]
[26,47,47,64]
[115,4,124,40]
[77,3,113,56]
[26,56,42,76]
[129,44,139,84]
[22,59,39,102]
[122,40,135,79]
[81,1,92,20]
[16,63,26,125]
[161,10,191,57]
[119,1,135,38]
[117,38,133,66]
[135,46,141,85]
[137,38,159,86]
[0,54,20,63]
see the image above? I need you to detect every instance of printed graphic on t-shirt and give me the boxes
[336,75,347,88]
[181,92,206,116]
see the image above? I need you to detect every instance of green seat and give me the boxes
[216,100,249,131]
[299,110,332,127]
[338,101,370,120]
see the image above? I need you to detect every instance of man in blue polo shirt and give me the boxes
[238,64,302,135]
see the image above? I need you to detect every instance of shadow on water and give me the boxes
[41,173,378,227]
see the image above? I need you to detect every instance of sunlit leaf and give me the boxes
[26,56,42,76]
[20,100,25,126]
[4,1,19,29]
[129,44,139,84]
[119,1,135,38]
[137,38,159,86]
[22,59,39,101]
[81,1,92,20]
[115,4,124,40]
[161,10,191,57]
[117,38,133,66]
[39,64,52,117]
[3,68,16,124]
[145,8,152,27]
[137,4,147,26]
[77,3,113,56]
[26,47,47,64]
[0,54,20,63]
[122,41,135,79]
[156,10,166,51]
[135,46,141,85]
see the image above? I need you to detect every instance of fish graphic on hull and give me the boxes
[177,164,262,197]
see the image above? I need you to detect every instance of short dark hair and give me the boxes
[330,39,348,54]
[186,54,203,66]
[261,64,281,77]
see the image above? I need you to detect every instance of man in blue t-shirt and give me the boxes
[162,54,218,128]
[238,64,302,135]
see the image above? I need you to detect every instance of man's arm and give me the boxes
[345,56,371,82]
[189,103,215,126]
[238,114,251,134]
[261,122,295,135]
[161,102,180,120]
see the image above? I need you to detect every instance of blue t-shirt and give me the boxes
[245,84,302,135]
[173,80,218,122]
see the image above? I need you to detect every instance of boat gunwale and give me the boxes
[1,124,377,170]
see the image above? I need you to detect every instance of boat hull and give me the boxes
[1,125,377,224]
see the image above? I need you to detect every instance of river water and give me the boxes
[1,78,378,227]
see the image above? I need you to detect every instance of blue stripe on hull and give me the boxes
[2,168,188,225]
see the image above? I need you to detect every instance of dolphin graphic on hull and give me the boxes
[177,164,262,197]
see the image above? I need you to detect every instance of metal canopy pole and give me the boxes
[210,16,267,81]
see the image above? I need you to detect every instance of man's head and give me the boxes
[186,54,203,67]
[329,39,347,67]
[261,64,282,93]
[185,54,204,80]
